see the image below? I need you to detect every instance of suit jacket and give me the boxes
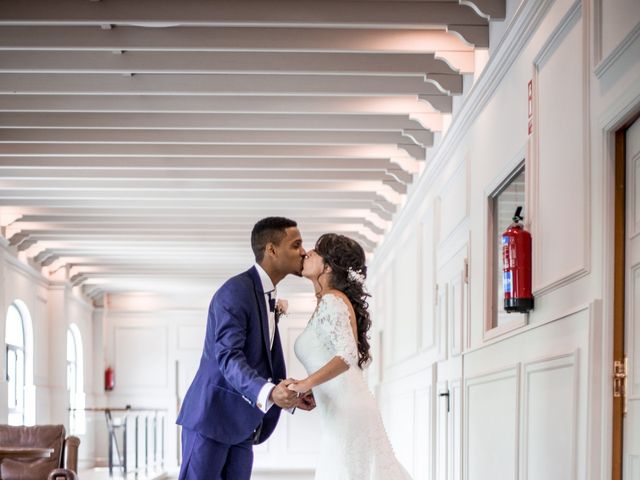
[176,266,286,445]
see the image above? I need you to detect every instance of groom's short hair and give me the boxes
[251,217,298,262]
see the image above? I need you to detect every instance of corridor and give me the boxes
[0,0,639,479]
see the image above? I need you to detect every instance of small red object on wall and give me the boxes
[105,366,115,391]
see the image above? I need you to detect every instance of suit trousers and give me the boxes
[178,427,253,480]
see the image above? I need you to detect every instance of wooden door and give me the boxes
[623,117,640,478]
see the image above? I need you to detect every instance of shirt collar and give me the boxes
[254,263,275,295]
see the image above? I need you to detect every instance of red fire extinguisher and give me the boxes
[502,206,534,313]
[104,366,115,391]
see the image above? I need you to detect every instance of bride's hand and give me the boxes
[287,378,312,394]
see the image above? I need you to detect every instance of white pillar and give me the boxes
[47,281,70,426]
[0,242,8,422]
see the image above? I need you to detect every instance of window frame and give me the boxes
[67,324,85,435]
[483,159,529,340]
[5,303,26,426]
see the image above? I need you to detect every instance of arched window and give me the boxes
[6,303,26,426]
[67,324,85,434]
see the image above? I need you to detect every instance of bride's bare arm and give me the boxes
[288,356,349,393]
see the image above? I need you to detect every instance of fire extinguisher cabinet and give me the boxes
[502,207,534,313]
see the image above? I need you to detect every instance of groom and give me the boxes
[177,217,316,480]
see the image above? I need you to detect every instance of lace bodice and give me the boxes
[294,293,413,480]
[310,293,359,367]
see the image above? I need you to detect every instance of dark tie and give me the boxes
[267,290,276,313]
[267,290,281,325]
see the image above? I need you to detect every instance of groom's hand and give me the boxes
[270,379,298,409]
[296,391,316,411]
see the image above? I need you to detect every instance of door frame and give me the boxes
[611,111,640,480]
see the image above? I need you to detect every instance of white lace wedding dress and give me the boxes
[294,293,413,480]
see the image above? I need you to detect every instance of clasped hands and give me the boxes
[269,378,316,411]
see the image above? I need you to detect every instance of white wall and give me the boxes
[0,241,97,468]
[368,0,640,479]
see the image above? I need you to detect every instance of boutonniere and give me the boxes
[275,299,288,322]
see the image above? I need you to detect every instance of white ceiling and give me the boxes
[0,0,503,301]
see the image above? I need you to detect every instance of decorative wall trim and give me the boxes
[2,244,93,310]
[463,365,520,480]
[533,268,591,298]
[449,273,464,357]
[448,379,462,479]
[382,343,443,382]
[533,0,582,68]
[420,204,438,355]
[465,302,592,355]
[371,0,556,271]
[436,220,470,271]
[592,0,603,65]
[435,158,469,243]
[3,245,49,288]
[594,22,640,78]
[531,0,591,297]
[520,351,578,480]
[586,300,603,480]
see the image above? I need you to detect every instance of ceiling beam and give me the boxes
[0,112,433,132]
[0,156,410,172]
[0,198,397,221]
[0,128,421,147]
[0,94,440,115]
[0,73,456,103]
[0,167,414,186]
[0,1,489,27]
[0,26,481,52]
[0,143,425,161]
[0,51,461,75]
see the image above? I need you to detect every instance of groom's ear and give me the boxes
[265,242,277,258]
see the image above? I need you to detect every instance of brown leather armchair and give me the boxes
[0,424,80,480]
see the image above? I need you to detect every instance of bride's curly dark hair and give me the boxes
[315,233,372,369]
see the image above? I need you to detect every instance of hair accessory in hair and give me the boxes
[347,267,365,285]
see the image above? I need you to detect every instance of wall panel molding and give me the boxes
[520,352,578,480]
[420,204,438,355]
[593,1,640,77]
[531,0,591,297]
[463,365,520,480]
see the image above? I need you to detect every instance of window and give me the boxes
[489,164,527,331]
[6,304,25,426]
[67,324,85,435]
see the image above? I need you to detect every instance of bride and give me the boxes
[288,233,413,480]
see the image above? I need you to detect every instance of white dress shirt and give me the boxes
[254,263,278,413]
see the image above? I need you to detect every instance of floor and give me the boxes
[80,466,314,480]
[78,467,168,480]
[163,469,313,480]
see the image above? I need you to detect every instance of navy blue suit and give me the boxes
[176,266,286,479]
